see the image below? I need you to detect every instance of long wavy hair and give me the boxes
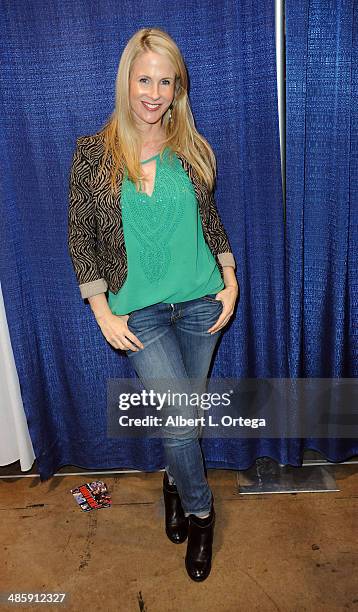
[98,27,217,194]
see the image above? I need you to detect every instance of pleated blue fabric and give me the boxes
[3,0,353,480]
[285,0,358,461]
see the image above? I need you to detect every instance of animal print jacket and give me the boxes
[68,129,236,299]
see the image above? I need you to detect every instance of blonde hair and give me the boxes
[98,27,217,193]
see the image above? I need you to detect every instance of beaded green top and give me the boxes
[108,146,224,315]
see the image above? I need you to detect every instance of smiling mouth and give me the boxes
[142,101,161,110]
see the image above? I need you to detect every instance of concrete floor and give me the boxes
[1,463,357,612]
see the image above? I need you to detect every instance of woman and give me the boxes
[68,27,239,582]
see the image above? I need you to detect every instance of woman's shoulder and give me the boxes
[75,128,106,162]
[76,127,105,147]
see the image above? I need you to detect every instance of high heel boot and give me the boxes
[185,494,215,581]
[162,471,188,544]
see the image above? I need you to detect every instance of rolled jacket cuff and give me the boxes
[217,252,236,269]
[79,278,108,299]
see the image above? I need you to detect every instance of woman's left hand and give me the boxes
[207,285,239,334]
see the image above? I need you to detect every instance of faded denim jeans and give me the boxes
[125,293,224,517]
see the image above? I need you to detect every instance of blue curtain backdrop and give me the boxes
[4,0,352,482]
[286,0,358,459]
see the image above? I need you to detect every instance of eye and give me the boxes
[162,79,171,85]
[139,77,149,83]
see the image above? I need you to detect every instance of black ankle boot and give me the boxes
[163,471,188,544]
[185,495,215,581]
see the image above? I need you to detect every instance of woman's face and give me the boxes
[129,51,176,130]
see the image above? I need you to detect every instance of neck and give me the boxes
[134,122,166,146]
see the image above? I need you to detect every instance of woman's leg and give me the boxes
[171,294,224,515]
[173,294,224,381]
[125,299,222,517]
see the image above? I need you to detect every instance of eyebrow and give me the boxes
[138,74,174,80]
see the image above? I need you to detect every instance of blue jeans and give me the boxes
[125,293,224,517]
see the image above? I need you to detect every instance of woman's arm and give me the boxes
[87,293,112,322]
[68,141,108,299]
[222,265,238,290]
[87,292,144,352]
[206,190,236,269]
[208,266,239,334]
[205,190,239,333]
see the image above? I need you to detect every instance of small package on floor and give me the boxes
[70,480,112,512]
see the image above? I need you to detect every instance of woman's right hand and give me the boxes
[97,313,144,352]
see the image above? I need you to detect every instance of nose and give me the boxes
[149,82,160,100]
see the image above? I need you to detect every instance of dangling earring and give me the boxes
[168,104,173,124]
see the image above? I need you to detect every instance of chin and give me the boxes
[132,104,169,126]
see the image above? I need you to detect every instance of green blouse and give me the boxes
[108,146,224,315]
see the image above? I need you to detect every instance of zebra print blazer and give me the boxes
[68,129,236,299]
